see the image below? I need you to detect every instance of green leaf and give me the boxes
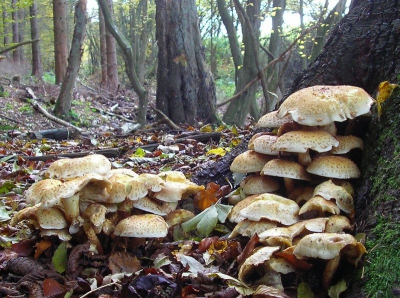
[216,203,233,223]
[131,147,146,157]
[196,206,218,237]
[0,181,16,194]
[298,281,314,298]
[52,242,68,274]
[0,204,10,222]
[328,279,347,298]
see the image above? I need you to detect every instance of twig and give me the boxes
[217,25,317,108]
[0,113,22,124]
[80,282,119,298]
[149,105,181,130]
[90,105,136,123]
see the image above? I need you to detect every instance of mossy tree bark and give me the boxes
[155,0,217,125]
[286,1,400,296]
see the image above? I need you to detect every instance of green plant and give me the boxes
[18,104,33,114]
[42,72,56,85]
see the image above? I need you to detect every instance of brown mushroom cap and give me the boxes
[46,154,111,179]
[240,175,280,195]
[239,193,300,225]
[306,156,361,179]
[276,85,374,126]
[273,130,339,153]
[114,214,168,238]
[330,135,364,154]
[262,159,311,181]
[293,232,358,260]
[249,135,280,155]
[257,110,294,128]
[230,150,273,173]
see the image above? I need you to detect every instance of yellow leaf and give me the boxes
[376,81,399,118]
[200,124,213,132]
[206,147,226,156]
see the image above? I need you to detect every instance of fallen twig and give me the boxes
[149,105,181,130]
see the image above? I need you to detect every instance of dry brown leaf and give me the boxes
[108,251,141,274]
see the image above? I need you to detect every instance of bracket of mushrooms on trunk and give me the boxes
[10,85,372,295]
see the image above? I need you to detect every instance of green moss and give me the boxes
[364,217,400,298]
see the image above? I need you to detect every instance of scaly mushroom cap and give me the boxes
[306,156,361,179]
[259,221,305,247]
[257,110,294,128]
[293,233,358,260]
[249,134,280,155]
[132,197,178,216]
[325,215,352,233]
[240,175,280,195]
[114,214,168,238]
[330,135,364,154]
[276,85,374,126]
[83,203,108,228]
[106,168,138,179]
[46,154,111,179]
[36,207,68,229]
[165,209,195,227]
[127,173,164,201]
[25,179,63,205]
[239,193,300,225]
[299,195,340,217]
[313,180,354,213]
[262,159,311,181]
[228,194,262,223]
[157,171,187,182]
[154,180,204,202]
[229,219,278,238]
[107,173,135,203]
[273,130,339,153]
[230,150,274,173]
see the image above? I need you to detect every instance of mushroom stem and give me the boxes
[283,177,295,194]
[298,150,312,166]
[83,222,103,255]
[63,194,83,234]
[9,205,40,227]
[323,254,341,289]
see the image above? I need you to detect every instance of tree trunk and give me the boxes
[17,7,25,64]
[286,1,400,296]
[222,0,261,126]
[53,0,69,84]
[105,0,118,93]
[30,0,43,78]
[3,9,9,58]
[53,0,87,118]
[11,0,19,63]
[155,0,217,125]
[99,6,108,88]
[98,0,148,127]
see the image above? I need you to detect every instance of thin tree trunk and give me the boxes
[30,0,43,78]
[98,6,107,88]
[3,9,9,58]
[11,0,19,63]
[53,0,69,84]
[53,0,87,118]
[105,0,118,93]
[18,8,25,64]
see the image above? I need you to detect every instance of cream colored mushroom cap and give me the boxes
[25,179,63,205]
[262,159,311,180]
[165,209,195,227]
[127,173,164,201]
[37,207,68,229]
[106,168,138,179]
[46,154,112,179]
[228,194,262,223]
[298,195,340,216]
[306,156,361,179]
[330,135,364,154]
[313,180,354,213]
[107,173,135,203]
[273,130,339,153]
[230,150,273,173]
[257,110,293,128]
[277,85,374,126]
[293,233,357,260]
[239,193,300,225]
[240,175,280,195]
[132,197,178,216]
[114,214,168,237]
[325,215,352,233]
[229,218,278,238]
[249,134,280,155]
[154,180,204,202]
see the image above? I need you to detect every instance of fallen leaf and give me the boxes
[52,242,68,274]
[34,240,52,259]
[108,251,141,274]
[43,278,65,298]
[328,279,347,298]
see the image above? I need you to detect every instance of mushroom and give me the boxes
[306,156,361,179]
[238,193,300,225]
[249,134,280,155]
[114,214,169,238]
[313,180,354,213]
[330,135,364,154]
[127,173,164,201]
[240,175,280,195]
[229,219,278,238]
[276,85,374,126]
[230,150,274,174]
[46,154,112,179]
[298,195,340,219]
[261,159,311,193]
[132,196,178,216]
[293,233,367,289]
[257,110,294,128]
[272,130,339,166]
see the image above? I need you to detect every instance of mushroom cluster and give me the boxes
[10,154,203,253]
[229,85,372,292]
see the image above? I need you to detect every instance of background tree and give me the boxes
[155,0,217,125]
[53,0,69,84]
[30,0,43,78]
[284,0,400,296]
[11,0,19,63]
[104,0,118,93]
[53,0,87,118]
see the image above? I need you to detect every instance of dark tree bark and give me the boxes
[11,0,19,63]
[30,0,43,78]
[155,0,217,125]
[285,1,400,297]
[53,0,87,118]
[105,0,118,93]
[53,0,69,84]
[99,7,108,88]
